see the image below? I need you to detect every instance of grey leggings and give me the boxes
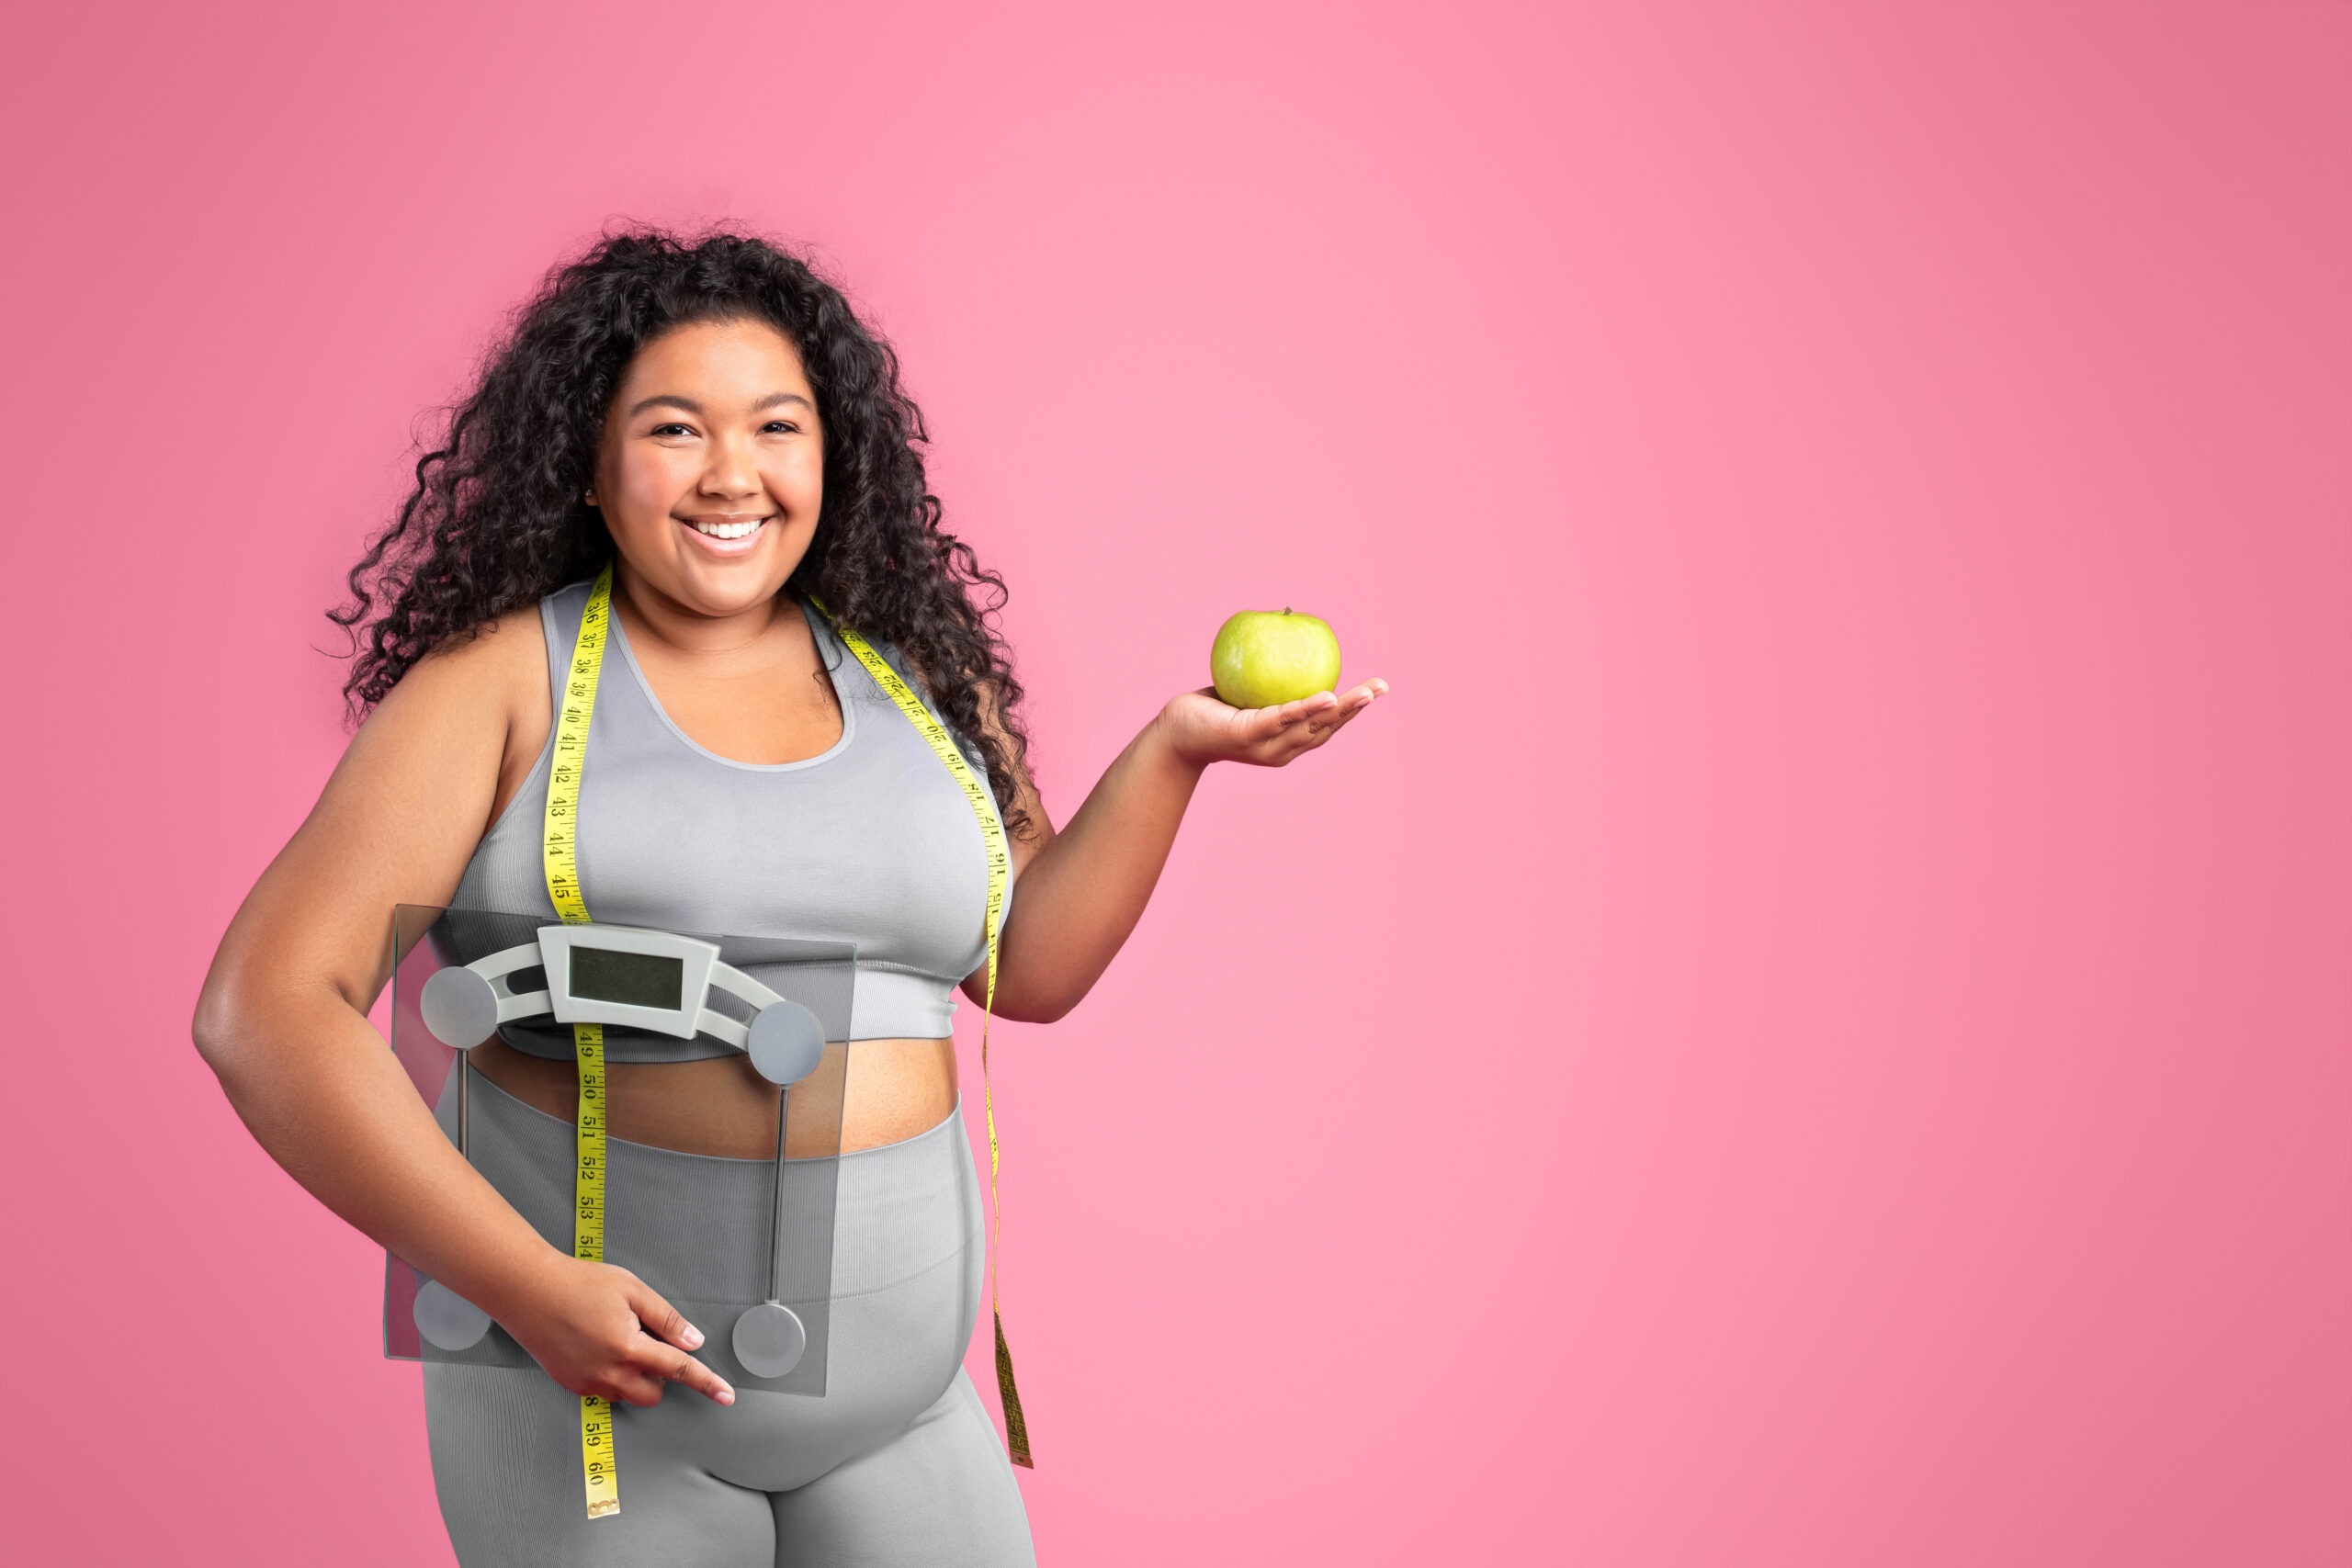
[423,1074,1035,1567]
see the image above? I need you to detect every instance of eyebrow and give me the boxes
[627,392,816,418]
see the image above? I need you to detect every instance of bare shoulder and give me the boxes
[387,603,554,829]
[396,603,548,721]
[214,604,553,1012]
[339,606,542,829]
[328,603,550,842]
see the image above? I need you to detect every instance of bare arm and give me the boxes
[191,615,732,1407]
[971,677,1388,1021]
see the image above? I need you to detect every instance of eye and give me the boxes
[649,422,697,438]
[762,419,802,434]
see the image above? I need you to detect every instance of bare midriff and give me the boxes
[469,1035,957,1160]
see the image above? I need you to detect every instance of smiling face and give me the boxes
[590,316,824,621]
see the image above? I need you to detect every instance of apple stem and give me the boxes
[1283,605,1292,615]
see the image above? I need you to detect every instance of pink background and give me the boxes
[4,3,2346,1562]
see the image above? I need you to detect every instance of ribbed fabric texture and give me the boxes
[451,581,1013,1053]
[423,1086,1031,1564]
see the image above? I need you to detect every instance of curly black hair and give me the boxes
[333,226,1034,836]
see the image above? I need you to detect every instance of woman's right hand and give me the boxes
[496,1252,736,1408]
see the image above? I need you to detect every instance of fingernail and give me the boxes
[717,1384,736,1404]
[683,1324,705,1348]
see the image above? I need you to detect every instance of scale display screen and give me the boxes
[569,945,684,1010]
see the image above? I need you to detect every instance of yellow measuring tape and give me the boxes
[544,564,620,1519]
[541,568,1033,1513]
[811,596,1032,1469]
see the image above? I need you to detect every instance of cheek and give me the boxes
[614,447,695,508]
[769,448,825,509]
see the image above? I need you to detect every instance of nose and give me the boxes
[697,430,761,501]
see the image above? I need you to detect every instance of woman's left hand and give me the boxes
[1157,678,1390,769]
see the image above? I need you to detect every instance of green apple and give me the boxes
[1210,607,1342,709]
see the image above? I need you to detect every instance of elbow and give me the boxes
[189,973,257,1085]
[967,951,1093,1025]
[1031,991,1082,1025]
[995,982,1082,1026]
[190,987,233,1074]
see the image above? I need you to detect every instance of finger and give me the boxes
[1268,691,1330,723]
[1260,728,1327,762]
[1306,700,1360,733]
[624,1277,707,1354]
[1204,684,1288,725]
[1264,692,1339,733]
[1233,706,1299,746]
[644,1337,737,1405]
[1298,683,1384,743]
[607,1367,668,1408]
[1316,699,1373,737]
[1267,710,1351,758]
[1289,708,1355,746]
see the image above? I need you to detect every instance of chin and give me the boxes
[681,581,785,615]
[684,559,794,607]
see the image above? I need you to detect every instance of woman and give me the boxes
[192,229,1385,1566]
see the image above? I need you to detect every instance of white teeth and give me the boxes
[688,518,763,540]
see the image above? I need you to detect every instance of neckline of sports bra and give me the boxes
[605,591,860,774]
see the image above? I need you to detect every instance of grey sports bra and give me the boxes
[450,579,1015,1057]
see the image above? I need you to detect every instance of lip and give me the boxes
[674,513,774,558]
